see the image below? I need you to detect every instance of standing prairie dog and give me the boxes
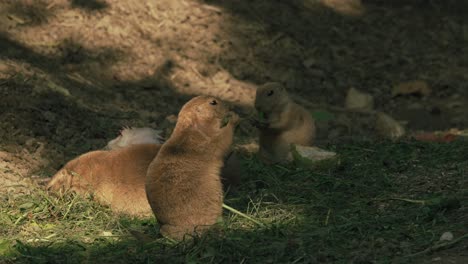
[47,144,160,217]
[146,96,239,240]
[254,82,316,164]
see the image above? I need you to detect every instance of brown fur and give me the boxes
[47,144,160,217]
[46,144,240,218]
[145,95,239,240]
[254,82,316,164]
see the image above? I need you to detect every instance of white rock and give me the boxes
[291,145,340,170]
[392,80,431,97]
[105,127,164,150]
[101,231,113,237]
[375,112,405,140]
[345,87,374,111]
[439,231,454,242]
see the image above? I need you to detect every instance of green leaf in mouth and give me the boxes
[220,113,232,128]
[258,111,266,122]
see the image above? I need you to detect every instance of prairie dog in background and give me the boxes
[146,96,239,240]
[254,82,316,164]
[47,144,161,217]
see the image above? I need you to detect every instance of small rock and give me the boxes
[101,231,113,237]
[291,145,340,170]
[375,112,405,140]
[345,87,374,111]
[392,80,431,97]
[439,231,454,242]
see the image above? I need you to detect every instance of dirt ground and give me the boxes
[1,0,467,261]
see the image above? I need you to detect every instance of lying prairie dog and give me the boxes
[47,124,241,218]
[47,144,160,217]
[146,96,239,240]
[254,82,316,164]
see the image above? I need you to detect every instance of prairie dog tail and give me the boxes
[105,127,164,150]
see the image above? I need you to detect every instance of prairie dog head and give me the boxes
[174,95,239,139]
[254,82,291,121]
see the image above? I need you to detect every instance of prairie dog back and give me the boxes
[47,144,161,217]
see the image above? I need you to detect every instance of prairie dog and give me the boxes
[146,96,239,240]
[47,144,160,217]
[254,82,316,163]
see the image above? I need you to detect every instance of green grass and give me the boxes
[1,140,467,263]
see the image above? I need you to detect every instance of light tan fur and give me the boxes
[47,144,160,217]
[146,95,239,240]
[47,142,240,218]
[254,82,316,164]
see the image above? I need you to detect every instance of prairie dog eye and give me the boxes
[267,90,274,96]
[210,100,218,105]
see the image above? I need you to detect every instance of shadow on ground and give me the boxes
[0,33,188,169]
[70,0,109,11]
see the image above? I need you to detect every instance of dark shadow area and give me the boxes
[201,0,468,92]
[197,0,468,133]
[0,33,191,170]
[363,0,468,16]
[70,0,109,11]
[0,32,141,109]
[57,38,124,66]
[0,33,122,84]
[0,34,59,69]
[0,72,189,173]
[3,0,56,26]
[0,77,120,170]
